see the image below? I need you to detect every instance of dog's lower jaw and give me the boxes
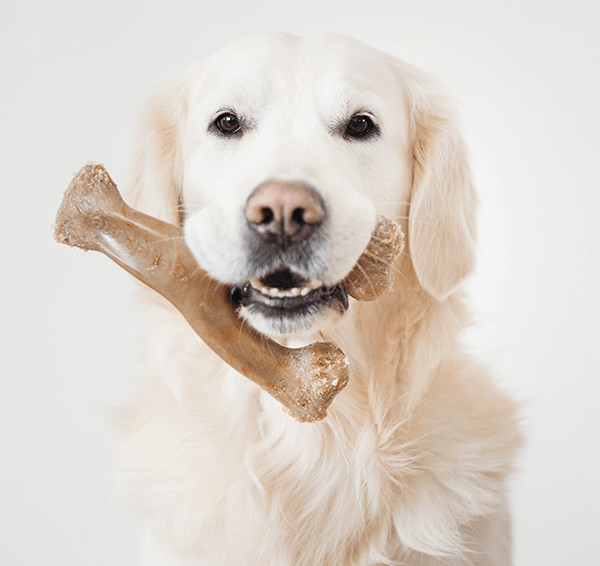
[236,298,347,339]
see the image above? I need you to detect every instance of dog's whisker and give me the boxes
[170,203,202,213]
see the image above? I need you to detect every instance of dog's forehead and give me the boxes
[192,33,399,114]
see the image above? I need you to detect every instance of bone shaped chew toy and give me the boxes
[54,163,404,422]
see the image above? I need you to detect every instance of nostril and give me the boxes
[291,207,306,225]
[260,207,274,225]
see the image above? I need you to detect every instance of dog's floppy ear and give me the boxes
[408,89,478,300]
[124,80,187,226]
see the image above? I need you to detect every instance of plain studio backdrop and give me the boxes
[1,0,599,564]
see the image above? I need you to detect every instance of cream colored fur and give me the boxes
[117,32,521,565]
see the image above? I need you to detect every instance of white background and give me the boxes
[2,1,599,564]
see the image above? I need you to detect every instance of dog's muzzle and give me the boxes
[231,181,348,331]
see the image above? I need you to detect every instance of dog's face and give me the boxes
[131,32,477,337]
[180,34,413,336]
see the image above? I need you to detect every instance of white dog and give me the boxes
[116,32,521,565]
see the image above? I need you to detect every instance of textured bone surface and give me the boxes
[54,163,403,421]
[345,215,404,301]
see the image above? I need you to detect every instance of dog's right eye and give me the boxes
[213,113,242,136]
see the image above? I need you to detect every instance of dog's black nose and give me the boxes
[245,181,325,248]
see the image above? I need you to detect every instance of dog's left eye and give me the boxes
[345,114,377,139]
[213,112,242,135]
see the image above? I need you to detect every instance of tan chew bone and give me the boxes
[343,214,404,301]
[54,163,404,422]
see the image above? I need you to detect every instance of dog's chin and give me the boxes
[230,268,349,337]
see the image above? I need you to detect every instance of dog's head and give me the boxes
[127,32,476,337]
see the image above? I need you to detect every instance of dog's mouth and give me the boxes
[230,267,349,333]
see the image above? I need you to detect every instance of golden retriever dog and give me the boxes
[116,32,521,565]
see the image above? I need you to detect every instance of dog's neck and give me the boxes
[320,250,469,420]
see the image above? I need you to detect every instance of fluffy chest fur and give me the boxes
[116,272,519,565]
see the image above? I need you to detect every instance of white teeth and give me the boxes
[248,277,323,299]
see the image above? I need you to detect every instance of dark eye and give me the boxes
[214,112,241,135]
[345,114,377,139]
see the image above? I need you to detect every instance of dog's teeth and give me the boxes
[249,277,323,298]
